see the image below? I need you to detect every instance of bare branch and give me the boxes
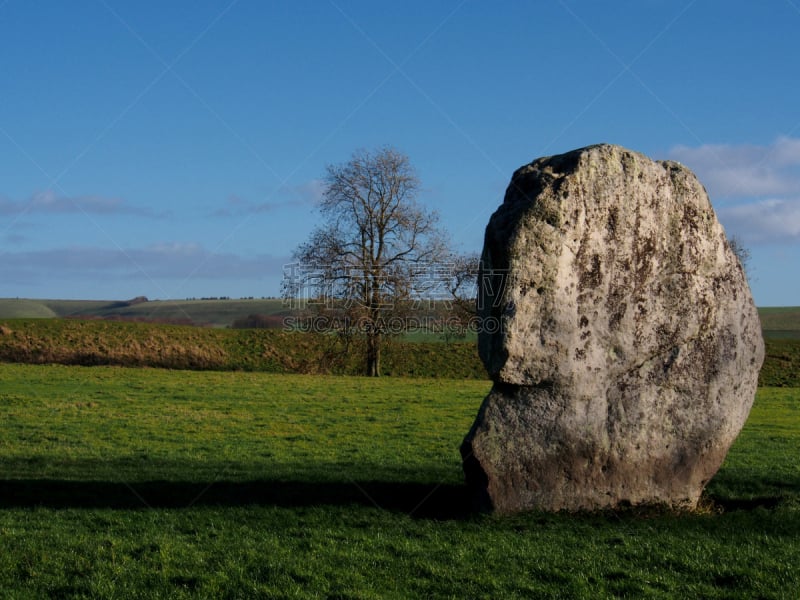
[284,146,453,376]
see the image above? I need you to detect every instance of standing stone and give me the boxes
[461,144,764,514]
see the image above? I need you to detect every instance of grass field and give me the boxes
[0,318,487,379]
[0,364,797,598]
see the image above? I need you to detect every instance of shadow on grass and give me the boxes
[706,472,800,512]
[3,473,797,522]
[0,479,474,520]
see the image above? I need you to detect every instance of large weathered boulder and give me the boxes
[461,144,764,514]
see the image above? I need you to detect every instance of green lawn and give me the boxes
[0,319,488,378]
[0,364,798,598]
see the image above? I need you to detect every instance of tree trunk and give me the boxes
[366,331,381,377]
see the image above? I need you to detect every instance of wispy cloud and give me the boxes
[668,136,800,199]
[0,190,164,217]
[669,137,800,245]
[717,199,800,245]
[212,180,324,217]
[0,243,289,283]
[2,232,27,244]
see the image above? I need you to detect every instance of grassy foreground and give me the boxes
[0,364,798,598]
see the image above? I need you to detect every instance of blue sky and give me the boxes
[1,1,799,306]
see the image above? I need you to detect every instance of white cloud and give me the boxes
[213,180,323,217]
[145,242,203,257]
[0,190,162,217]
[295,179,325,204]
[718,199,800,245]
[669,136,800,199]
[0,243,290,282]
[2,233,28,244]
[772,136,800,167]
[669,137,800,246]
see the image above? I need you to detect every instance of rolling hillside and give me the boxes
[0,299,59,318]
[758,307,800,339]
[0,297,288,328]
[0,297,798,337]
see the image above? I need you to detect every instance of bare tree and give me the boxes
[286,147,449,376]
[432,251,480,342]
[728,235,752,280]
[447,252,480,317]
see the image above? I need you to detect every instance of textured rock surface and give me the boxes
[461,144,764,514]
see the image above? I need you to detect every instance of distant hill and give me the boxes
[0,297,798,337]
[758,307,800,340]
[0,298,289,328]
[0,299,59,318]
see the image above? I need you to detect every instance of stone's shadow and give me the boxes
[706,475,800,512]
[2,476,795,521]
[0,479,473,520]
[710,496,783,511]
